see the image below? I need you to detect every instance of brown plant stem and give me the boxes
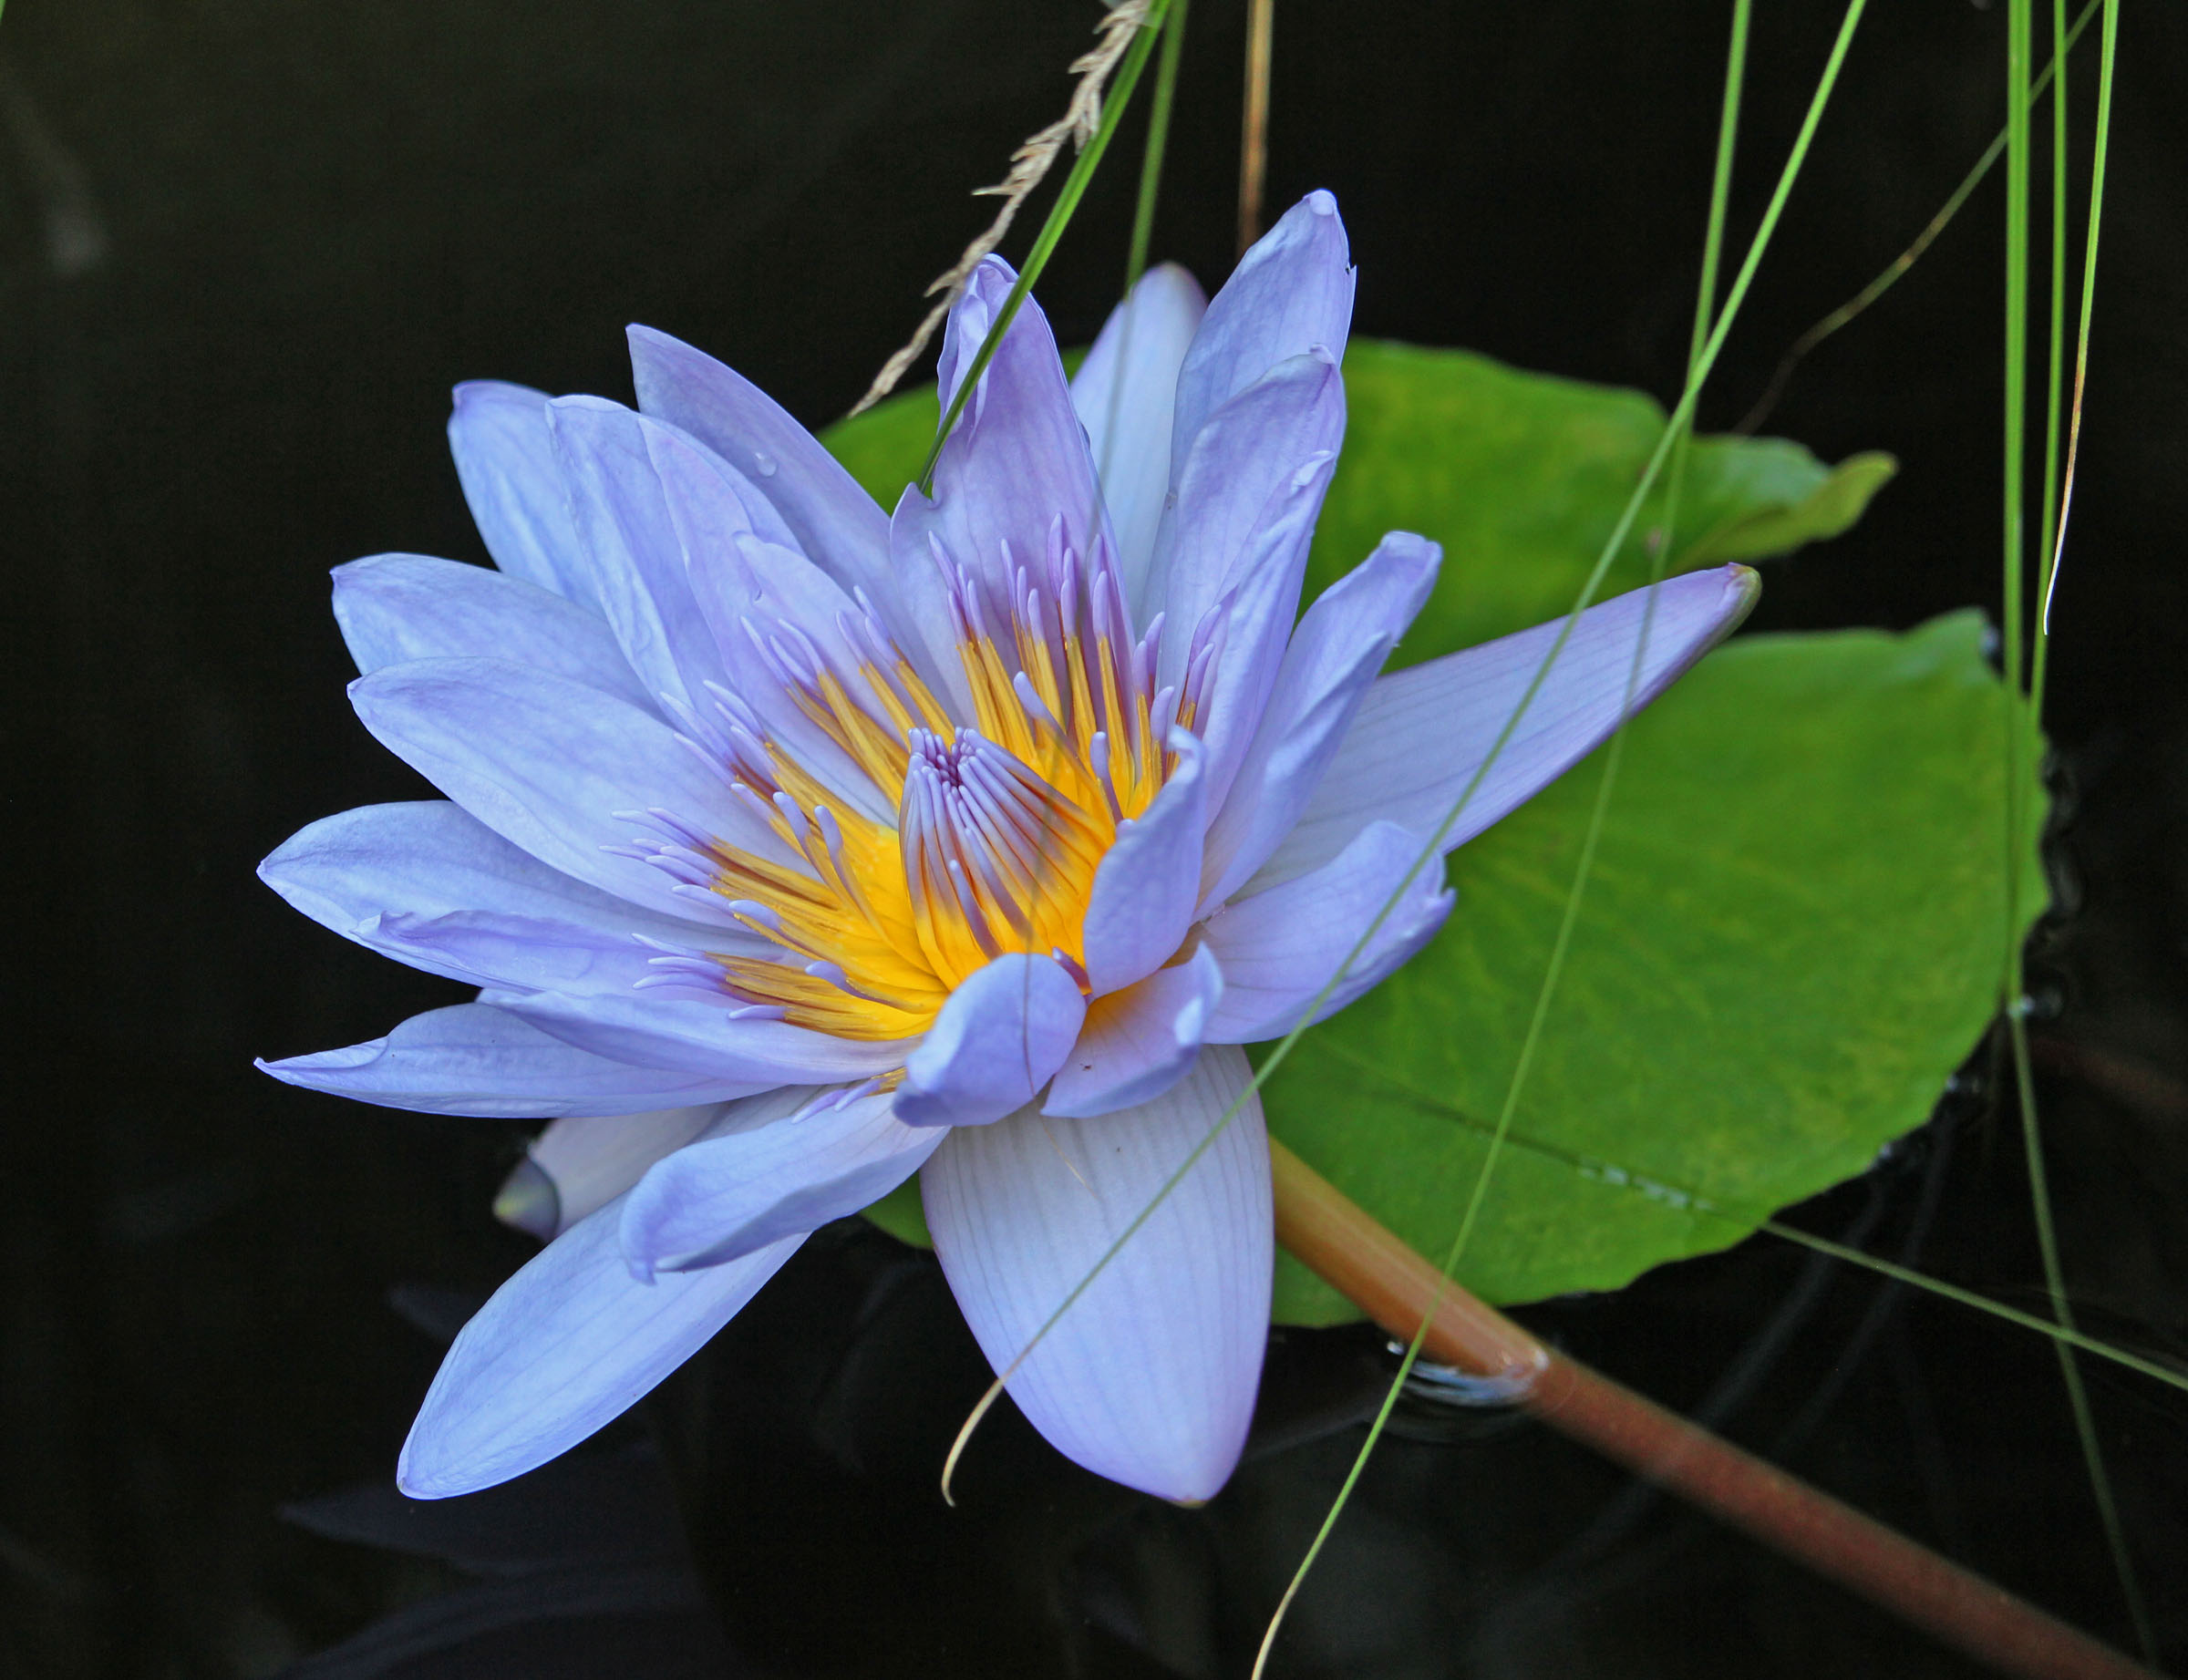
[1269,1138,2159,1680]
[1236,0,1273,254]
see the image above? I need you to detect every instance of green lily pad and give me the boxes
[1264,613,2041,1322]
[1307,340,1895,657]
[822,384,938,508]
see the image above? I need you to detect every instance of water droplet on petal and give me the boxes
[753,451,778,478]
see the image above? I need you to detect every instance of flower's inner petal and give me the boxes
[673,521,1199,1043]
[1070,263,1208,617]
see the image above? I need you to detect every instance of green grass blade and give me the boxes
[1125,0,1189,294]
[2038,0,2120,644]
[2007,0,2151,1650]
[917,0,1172,493]
[1735,0,2099,437]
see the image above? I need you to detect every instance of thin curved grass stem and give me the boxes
[2038,0,2120,644]
[1268,1142,2162,1680]
[1255,1,1753,1670]
[1734,0,2100,437]
[1096,0,1191,495]
[1298,1029,2188,1395]
[912,0,1172,489]
[2001,0,2149,1651]
[1126,0,1189,294]
[954,0,1863,1528]
[2010,1016,2160,1656]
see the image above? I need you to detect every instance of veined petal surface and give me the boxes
[548,397,737,728]
[398,1196,803,1499]
[1069,262,1206,612]
[1079,731,1209,996]
[259,801,763,995]
[923,1045,1272,1502]
[1202,819,1454,1045]
[1255,565,1760,890]
[892,260,1114,719]
[1167,191,1354,500]
[893,953,1087,1129]
[448,381,597,611]
[258,1003,769,1118]
[626,324,901,633]
[497,1106,728,1240]
[1152,352,1347,811]
[332,553,651,708]
[347,655,795,923]
[1044,944,1223,1119]
[502,987,906,1086]
[620,1084,942,1278]
[1199,531,1440,909]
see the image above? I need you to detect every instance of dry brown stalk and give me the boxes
[848,1,1154,417]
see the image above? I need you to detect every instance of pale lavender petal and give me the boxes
[502,987,907,1086]
[546,397,735,729]
[1254,565,1761,890]
[625,324,902,633]
[641,423,854,656]
[257,1004,767,1118]
[331,553,651,709]
[347,655,794,922]
[1199,532,1440,910]
[1079,731,1210,996]
[640,418,903,816]
[259,800,762,995]
[893,953,1087,1129]
[1068,262,1206,613]
[1152,353,1347,811]
[922,1044,1271,1502]
[621,1085,944,1278]
[497,1106,728,1239]
[397,1195,802,1498]
[1044,944,1222,1119]
[891,258,1113,718]
[448,381,597,611]
[1202,819,1452,1045]
[1167,191,1354,494]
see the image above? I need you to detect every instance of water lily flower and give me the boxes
[259,191,1756,1504]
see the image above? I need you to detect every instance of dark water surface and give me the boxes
[5,1,2187,1675]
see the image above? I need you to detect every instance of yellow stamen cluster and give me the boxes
[706,619,1178,1041]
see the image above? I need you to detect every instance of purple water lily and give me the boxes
[260,191,1756,1504]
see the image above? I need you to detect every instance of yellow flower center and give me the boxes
[702,603,1187,1042]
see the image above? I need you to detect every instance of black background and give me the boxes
[5,1,2187,1675]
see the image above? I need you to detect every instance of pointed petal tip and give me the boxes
[449,378,546,414]
[1723,562,1762,619]
[393,1434,473,1502]
[492,1156,562,1241]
